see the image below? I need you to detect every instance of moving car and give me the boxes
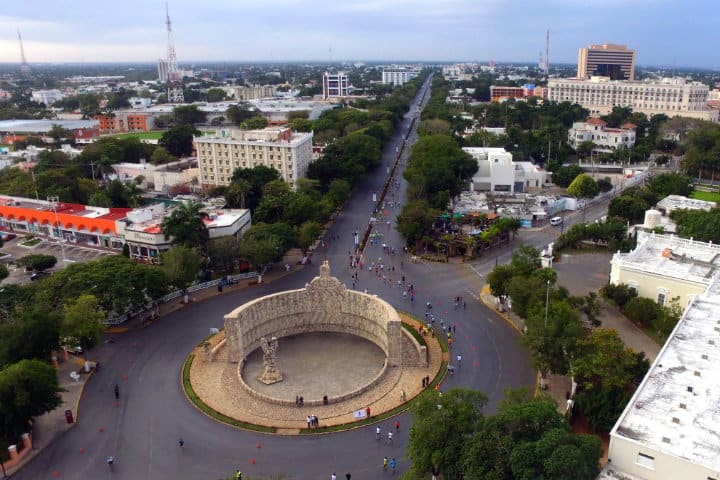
[550,216,563,226]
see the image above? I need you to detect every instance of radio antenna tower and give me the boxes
[164,3,184,103]
[545,29,550,76]
[18,31,31,77]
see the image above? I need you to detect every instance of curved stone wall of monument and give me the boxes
[224,266,403,368]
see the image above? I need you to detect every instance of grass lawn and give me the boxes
[111,131,163,141]
[690,190,720,203]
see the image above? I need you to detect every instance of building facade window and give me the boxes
[636,452,655,469]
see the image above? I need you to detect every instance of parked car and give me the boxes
[0,232,16,241]
[30,271,50,281]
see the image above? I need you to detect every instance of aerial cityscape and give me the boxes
[0,2,719,480]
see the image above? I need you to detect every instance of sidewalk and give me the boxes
[9,250,308,475]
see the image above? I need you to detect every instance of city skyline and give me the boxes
[0,0,718,68]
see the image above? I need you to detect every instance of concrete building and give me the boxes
[222,85,277,101]
[489,84,537,102]
[568,118,636,151]
[609,231,719,308]
[96,112,155,133]
[382,68,418,86]
[120,202,251,261]
[657,195,716,215]
[249,98,335,125]
[195,127,313,189]
[577,44,636,80]
[0,119,100,144]
[604,234,720,480]
[31,89,65,106]
[111,158,199,192]
[548,76,717,122]
[322,72,350,99]
[463,147,549,194]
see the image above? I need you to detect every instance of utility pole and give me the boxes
[47,196,70,263]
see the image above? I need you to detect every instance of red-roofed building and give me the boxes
[0,196,130,249]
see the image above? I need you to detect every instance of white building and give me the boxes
[31,89,65,106]
[222,85,277,101]
[382,68,418,86]
[604,237,720,479]
[195,127,313,189]
[463,147,549,194]
[656,195,716,215]
[322,72,350,99]
[129,97,152,109]
[120,203,251,261]
[568,118,636,151]
[609,230,719,308]
[548,77,717,122]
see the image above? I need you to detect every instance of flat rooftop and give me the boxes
[611,275,720,472]
[0,196,128,220]
[612,231,720,285]
[657,194,716,212]
[0,119,99,133]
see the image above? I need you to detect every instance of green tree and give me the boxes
[575,140,595,159]
[239,235,282,283]
[161,201,210,252]
[672,209,720,243]
[396,200,439,247]
[608,195,648,223]
[160,246,202,290]
[406,388,488,480]
[297,221,322,255]
[225,104,254,125]
[647,172,692,198]
[289,118,313,132]
[62,294,106,355]
[173,105,206,125]
[417,118,451,136]
[205,88,227,102]
[150,146,178,165]
[523,300,585,376]
[0,264,8,282]
[487,264,515,301]
[240,116,269,130]
[16,254,57,272]
[0,309,61,367]
[229,165,281,212]
[159,124,200,157]
[553,164,583,188]
[207,236,240,275]
[0,359,63,438]
[225,178,252,210]
[567,173,599,199]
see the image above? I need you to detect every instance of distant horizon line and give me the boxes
[0,60,715,71]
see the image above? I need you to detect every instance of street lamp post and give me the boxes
[47,196,69,263]
[544,280,550,327]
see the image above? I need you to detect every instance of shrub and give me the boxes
[624,297,662,328]
[600,283,637,308]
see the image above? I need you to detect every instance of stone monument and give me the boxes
[259,336,283,384]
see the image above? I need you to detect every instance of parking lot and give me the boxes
[0,236,116,285]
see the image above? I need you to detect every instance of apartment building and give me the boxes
[223,85,277,101]
[463,147,549,194]
[567,118,636,150]
[490,84,537,102]
[322,72,350,99]
[382,68,418,86]
[195,127,313,189]
[548,77,717,121]
[96,112,154,133]
[577,44,636,80]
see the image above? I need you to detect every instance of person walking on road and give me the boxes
[376,425,381,441]
[114,384,119,400]
[234,470,242,480]
[383,456,388,471]
[395,420,400,432]
[457,354,463,368]
[331,473,337,480]
[390,458,397,475]
[386,431,393,445]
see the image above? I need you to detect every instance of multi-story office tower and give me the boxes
[577,44,636,80]
[322,72,349,99]
[548,77,716,121]
[195,127,314,189]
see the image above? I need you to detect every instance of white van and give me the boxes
[550,216,563,226]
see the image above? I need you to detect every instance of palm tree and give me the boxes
[161,201,209,253]
[226,179,252,209]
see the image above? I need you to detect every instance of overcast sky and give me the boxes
[1,0,718,68]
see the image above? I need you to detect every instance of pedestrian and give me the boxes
[114,384,119,400]
[400,389,406,402]
[457,354,463,367]
[386,431,393,445]
[307,416,311,428]
[390,458,397,475]
[346,474,351,480]
[376,425,381,440]
[331,473,337,480]
[383,456,389,471]
[395,420,400,432]
[366,406,371,418]
[234,470,242,480]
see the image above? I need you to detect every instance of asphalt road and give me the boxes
[15,76,535,480]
